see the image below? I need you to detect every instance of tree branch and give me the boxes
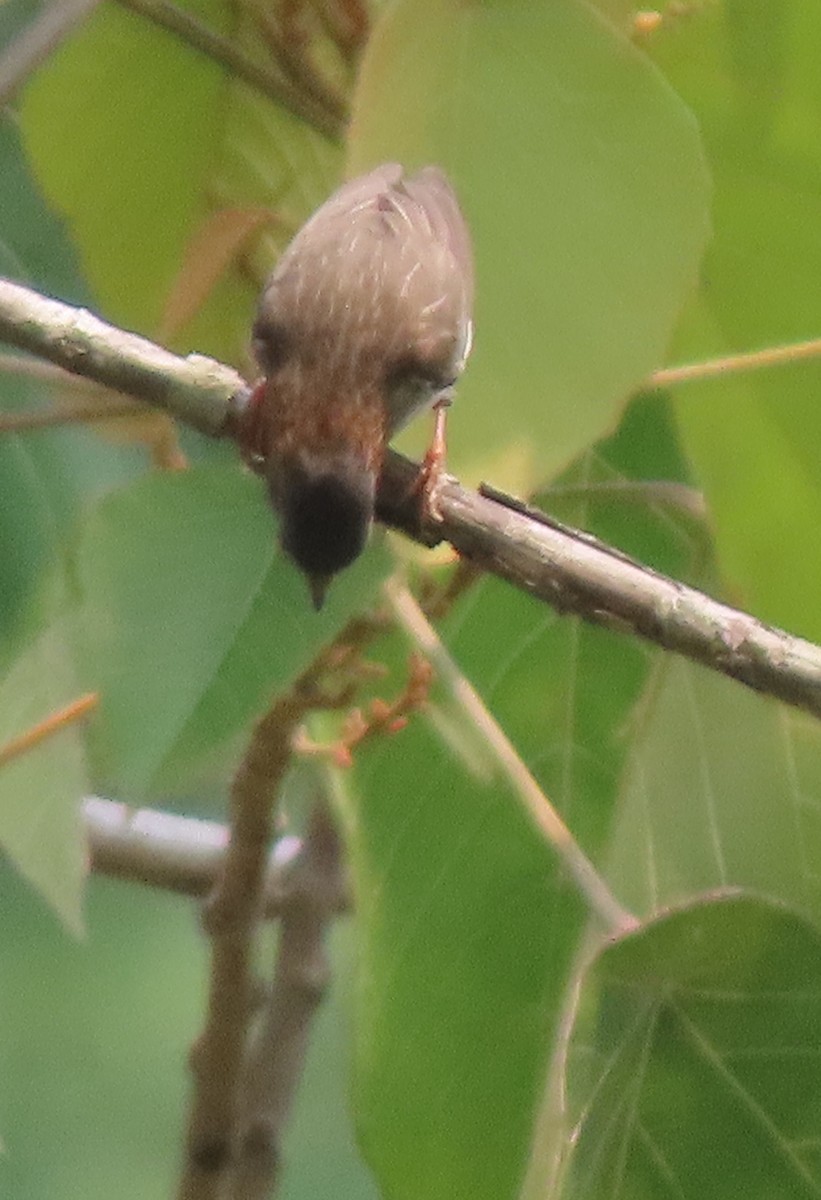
[0,278,241,437]
[177,690,311,1200]
[175,613,381,1199]
[115,0,344,143]
[378,462,821,719]
[227,800,344,1199]
[2,277,821,720]
[0,0,102,104]
[83,793,346,1198]
[82,796,317,917]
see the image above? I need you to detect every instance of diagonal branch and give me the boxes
[115,0,344,143]
[2,277,821,719]
[385,579,636,936]
[0,0,103,103]
[377,461,821,719]
[0,278,240,436]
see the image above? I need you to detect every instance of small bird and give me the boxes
[242,163,474,610]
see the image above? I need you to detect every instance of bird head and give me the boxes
[269,450,376,610]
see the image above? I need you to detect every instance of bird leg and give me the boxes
[237,378,268,471]
[415,395,451,524]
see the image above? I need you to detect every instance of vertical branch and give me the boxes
[176,692,309,1200]
[176,613,386,1199]
[227,801,346,1199]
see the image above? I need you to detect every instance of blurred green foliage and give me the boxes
[0,868,376,1200]
[2,2,821,1199]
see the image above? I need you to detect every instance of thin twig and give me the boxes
[0,693,98,768]
[3,279,821,720]
[115,0,343,142]
[255,6,348,128]
[649,336,821,388]
[0,400,146,433]
[384,579,637,936]
[0,350,149,402]
[82,796,321,916]
[227,800,344,1199]
[0,0,102,104]
[544,479,707,523]
[294,652,433,768]
[0,352,161,438]
[307,0,369,63]
[419,557,484,622]
[1,351,85,386]
[0,345,188,464]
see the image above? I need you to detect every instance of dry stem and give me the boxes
[116,0,343,142]
[384,579,637,936]
[0,693,98,768]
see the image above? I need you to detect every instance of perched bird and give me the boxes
[242,163,474,610]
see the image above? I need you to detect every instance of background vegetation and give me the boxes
[2,2,821,1198]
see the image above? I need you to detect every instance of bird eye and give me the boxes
[385,354,456,394]
[252,320,292,374]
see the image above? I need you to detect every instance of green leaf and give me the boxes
[648,4,821,641]
[0,113,143,933]
[559,894,821,1200]
[20,0,227,335]
[341,701,582,1200]
[588,0,636,28]
[19,2,341,361]
[607,656,819,924]
[0,114,142,653]
[348,0,710,490]
[525,641,821,1195]
[0,625,88,935]
[75,464,390,797]
[340,580,637,1200]
[342,389,702,1200]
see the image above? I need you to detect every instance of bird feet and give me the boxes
[236,378,268,471]
[415,399,450,525]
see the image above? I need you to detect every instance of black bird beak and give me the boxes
[308,574,332,611]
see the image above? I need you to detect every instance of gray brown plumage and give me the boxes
[244,163,474,608]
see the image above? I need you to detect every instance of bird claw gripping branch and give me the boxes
[241,163,474,610]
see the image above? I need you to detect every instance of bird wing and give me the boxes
[254,164,474,432]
